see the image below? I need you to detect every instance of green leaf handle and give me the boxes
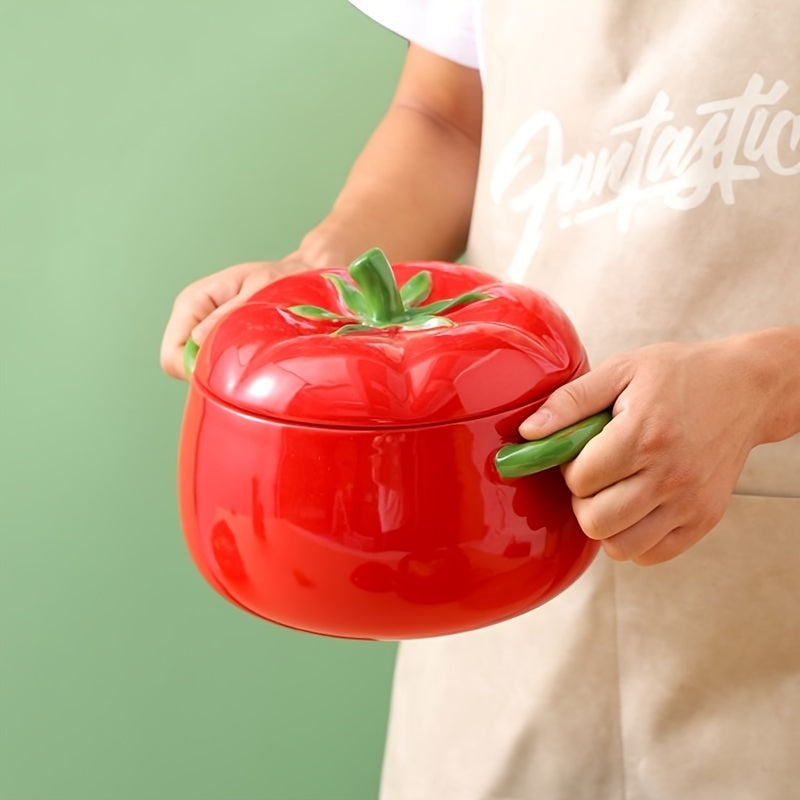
[494,410,612,479]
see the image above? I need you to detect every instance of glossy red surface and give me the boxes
[178,256,598,639]
[179,388,599,639]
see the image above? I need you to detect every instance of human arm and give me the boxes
[159,44,482,378]
[518,327,800,565]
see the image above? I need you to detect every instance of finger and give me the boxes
[519,358,629,439]
[561,410,643,497]
[159,268,251,379]
[631,491,730,565]
[159,290,220,379]
[592,505,677,562]
[631,525,705,566]
[190,293,247,344]
[160,322,194,380]
[569,470,660,539]
[191,261,303,343]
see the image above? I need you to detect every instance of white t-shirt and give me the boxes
[348,0,480,70]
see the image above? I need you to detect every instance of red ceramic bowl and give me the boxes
[177,250,599,639]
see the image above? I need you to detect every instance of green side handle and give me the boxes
[494,410,612,479]
[183,338,199,379]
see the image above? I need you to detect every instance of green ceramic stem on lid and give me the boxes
[348,248,407,324]
[287,247,492,333]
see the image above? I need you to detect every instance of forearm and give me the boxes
[292,46,482,269]
[304,105,480,263]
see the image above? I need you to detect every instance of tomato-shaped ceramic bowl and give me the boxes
[177,248,602,640]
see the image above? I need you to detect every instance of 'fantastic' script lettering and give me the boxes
[490,73,800,281]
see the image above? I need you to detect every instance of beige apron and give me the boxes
[381,2,800,798]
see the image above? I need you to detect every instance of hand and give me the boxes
[160,257,312,379]
[518,338,769,565]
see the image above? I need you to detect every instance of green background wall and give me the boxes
[1,3,404,798]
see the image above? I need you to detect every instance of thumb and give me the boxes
[519,362,625,440]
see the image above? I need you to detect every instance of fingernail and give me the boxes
[520,407,552,435]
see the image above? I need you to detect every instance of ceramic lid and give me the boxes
[190,254,586,428]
